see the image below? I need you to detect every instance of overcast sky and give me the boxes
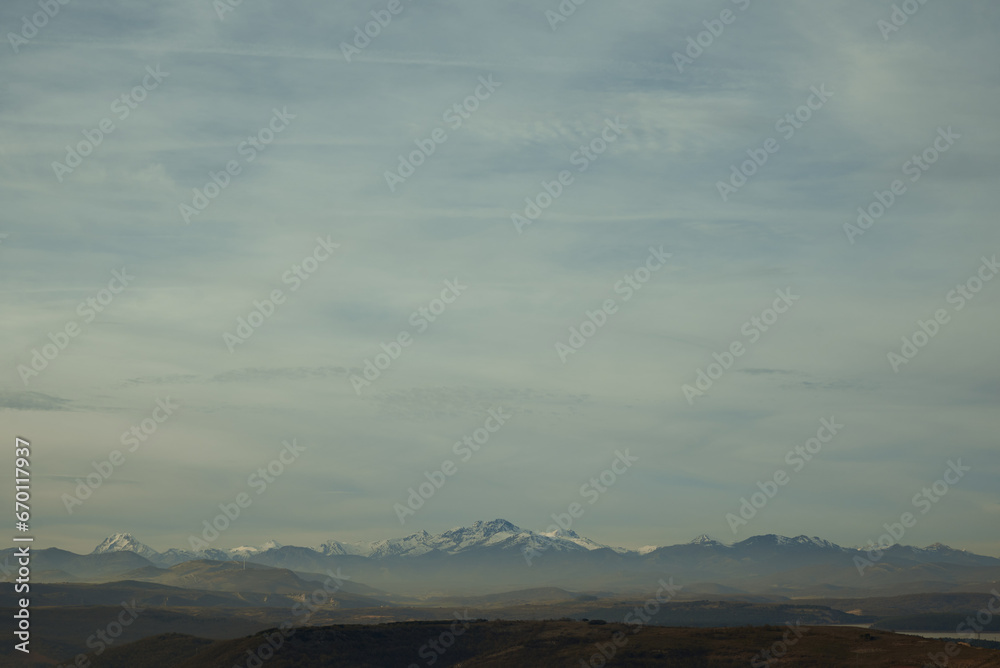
[1,0,998,557]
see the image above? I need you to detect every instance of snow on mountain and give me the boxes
[228,540,284,559]
[637,534,726,554]
[422,519,604,555]
[366,530,436,558]
[93,533,250,566]
[318,538,371,557]
[317,520,595,559]
[735,534,844,551]
[539,527,630,553]
[360,519,575,557]
[91,523,995,572]
[436,519,550,553]
[92,532,160,562]
[796,535,843,550]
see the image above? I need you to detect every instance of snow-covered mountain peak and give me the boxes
[318,538,370,557]
[923,542,955,551]
[791,535,842,550]
[228,540,284,558]
[437,519,527,551]
[541,527,582,539]
[538,527,628,553]
[92,532,159,560]
[735,534,842,550]
[451,519,523,536]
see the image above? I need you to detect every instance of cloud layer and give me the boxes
[1,0,998,556]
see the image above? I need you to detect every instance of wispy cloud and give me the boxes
[1,0,997,556]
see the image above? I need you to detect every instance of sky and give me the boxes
[1,0,998,557]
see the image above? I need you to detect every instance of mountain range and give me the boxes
[89,519,628,564]
[9,519,999,597]
[88,519,992,566]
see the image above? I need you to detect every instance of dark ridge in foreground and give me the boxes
[50,620,1000,668]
